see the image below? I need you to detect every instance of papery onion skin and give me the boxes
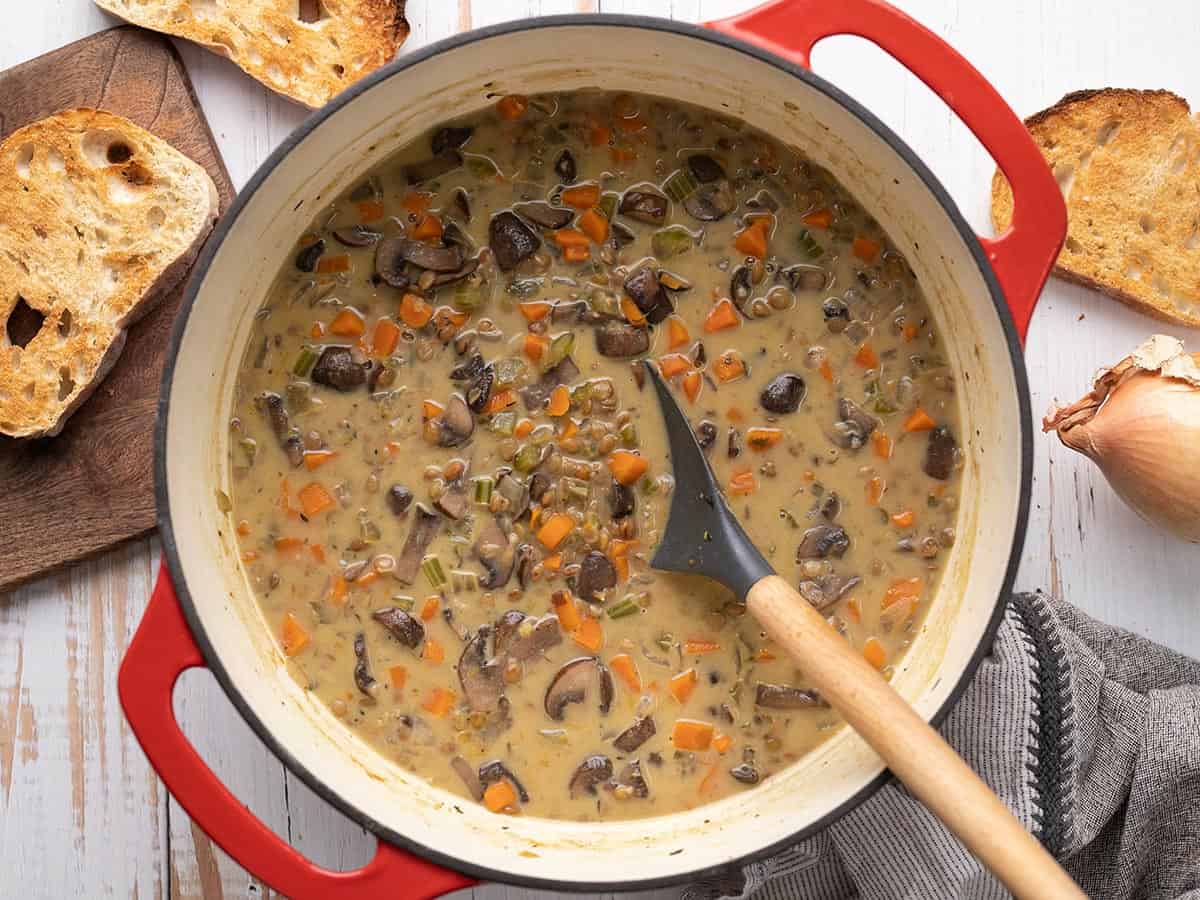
[1044,336,1200,543]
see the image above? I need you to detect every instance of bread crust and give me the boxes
[94,0,409,108]
[991,88,1200,327]
[0,109,218,438]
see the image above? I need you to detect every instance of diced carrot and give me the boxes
[563,245,590,263]
[518,300,553,322]
[303,449,337,471]
[553,227,590,249]
[734,220,769,259]
[587,121,611,146]
[852,236,882,263]
[607,450,649,486]
[657,353,691,378]
[422,399,445,420]
[729,468,758,496]
[712,731,734,754]
[803,470,815,481]
[298,482,335,518]
[355,570,379,587]
[515,418,535,439]
[615,112,645,134]
[523,333,549,362]
[241,550,259,563]
[483,779,518,813]
[281,612,310,656]
[274,536,305,554]
[542,553,563,572]
[756,648,777,661]
[310,322,325,339]
[854,343,879,369]
[372,318,401,356]
[712,350,746,384]
[547,385,571,417]
[388,665,407,689]
[863,636,888,670]
[608,538,637,557]
[872,430,893,460]
[357,200,386,222]
[400,192,433,214]
[400,293,434,328]
[746,427,783,451]
[329,308,365,337]
[316,254,351,274]
[561,184,600,209]
[537,513,575,550]
[819,358,834,382]
[236,519,252,536]
[483,389,516,414]
[802,208,833,228]
[421,686,455,716]
[845,597,862,623]
[668,668,698,704]
[904,407,936,432]
[726,406,745,422]
[422,638,445,664]
[682,370,702,404]
[698,759,722,796]
[883,577,923,608]
[279,477,294,516]
[866,476,885,506]
[572,614,603,652]
[609,654,641,693]
[420,596,440,622]
[578,208,609,243]
[496,94,528,120]
[611,554,629,582]
[620,296,647,326]
[903,322,920,342]
[557,418,579,442]
[610,146,637,164]
[310,544,326,564]
[551,589,581,632]
[412,214,443,242]
[683,638,721,655]
[891,509,916,528]
[703,298,740,333]
[672,718,714,751]
[431,305,469,335]
[665,316,690,350]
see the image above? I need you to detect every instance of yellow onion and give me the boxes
[1044,335,1200,543]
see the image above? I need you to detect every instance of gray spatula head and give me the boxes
[642,360,773,600]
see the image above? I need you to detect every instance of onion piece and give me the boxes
[1043,335,1200,542]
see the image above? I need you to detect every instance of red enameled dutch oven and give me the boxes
[118,0,1066,895]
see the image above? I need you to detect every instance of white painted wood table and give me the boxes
[3,1,1198,897]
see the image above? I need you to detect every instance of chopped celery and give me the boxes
[285,381,312,412]
[292,346,318,377]
[491,357,527,387]
[464,153,501,180]
[619,423,637,446]
[421,555,447,590]
[797,229,825,260]
[473,476,494,505]
[489,412,516,436]
[662,167,699,203]
[607,597,641,619]
[652,226,695,260]
[450,569,479,593]
[513,443,541,472]
[563,478,590,501]
[596,192,618,221]
[543,331,576,371]
[570,382,592,405]
[391,595,415,611]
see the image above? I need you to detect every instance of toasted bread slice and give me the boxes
[0,109,218,438]
[991,89,1200,327]
[95,0,409,108]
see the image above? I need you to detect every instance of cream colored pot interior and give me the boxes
[164,23,1023,887]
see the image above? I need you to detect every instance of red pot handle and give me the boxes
[707,0,1066,343]
[119,565,476,900]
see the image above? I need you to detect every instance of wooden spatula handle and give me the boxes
[746,575,1084,900]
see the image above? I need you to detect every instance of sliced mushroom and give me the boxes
[815,491,840,521]
[432,394,475,448]
[391,237,464,273]
[453,187,472,222]
[611,221,637,247]
[615,760,650,798]
[435,483,469,520]
[311,346,368,391]
[431,126,473,156]
[730,265,753,315]
[623,267,673,324]
[494,611,562,662]
[451,755,484,801]
[575,551,618,604]
[465,365,494,413]
[387,484,414,517]
[514,543,535,591]
[457,626,505,713]
[754,682,827,709]
[608,478,636,519]
[544,656,614,721]
[519,356,580,411]
[495,472,530,519]
[512,201,574,230]
[683,180,735,221]
[798,573,861,613]
[450,352,486,382]
[618,189,668,225]
[474,517,516,589]
[405,151,463,186]
[759,373,807,414]
[569,755,613,798]
[374,236,410,289]
[394,504,441,584]
[333,225,382,248]
[429,255,480,288]
[478,760,530,803]
[613,716,656,753]
[372,607,425,648]
[729,763,760,785]
[554,149,577,184]
[489,211,540,270]
[924,426,957,480]
[832,398,878,449]
[697,420,718,452]
[687,154,726,183]
[782,264,827,293]
[295,239,325,273]
[595,320,650,358]
[283,435,304,468]
[796,524,850,560]
[353,632,375,696]
[259,392,289,441]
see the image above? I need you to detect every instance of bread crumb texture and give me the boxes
[95,0,409,108]
[992,89,1200,327]
[0,109,218,438]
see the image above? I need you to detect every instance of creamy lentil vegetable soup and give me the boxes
[228,90,963,821]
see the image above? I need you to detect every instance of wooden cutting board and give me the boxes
[0,27,234,594]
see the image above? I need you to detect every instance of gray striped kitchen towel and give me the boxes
[685,592,1200,900]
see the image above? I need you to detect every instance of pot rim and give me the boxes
[155,13,1032,893]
